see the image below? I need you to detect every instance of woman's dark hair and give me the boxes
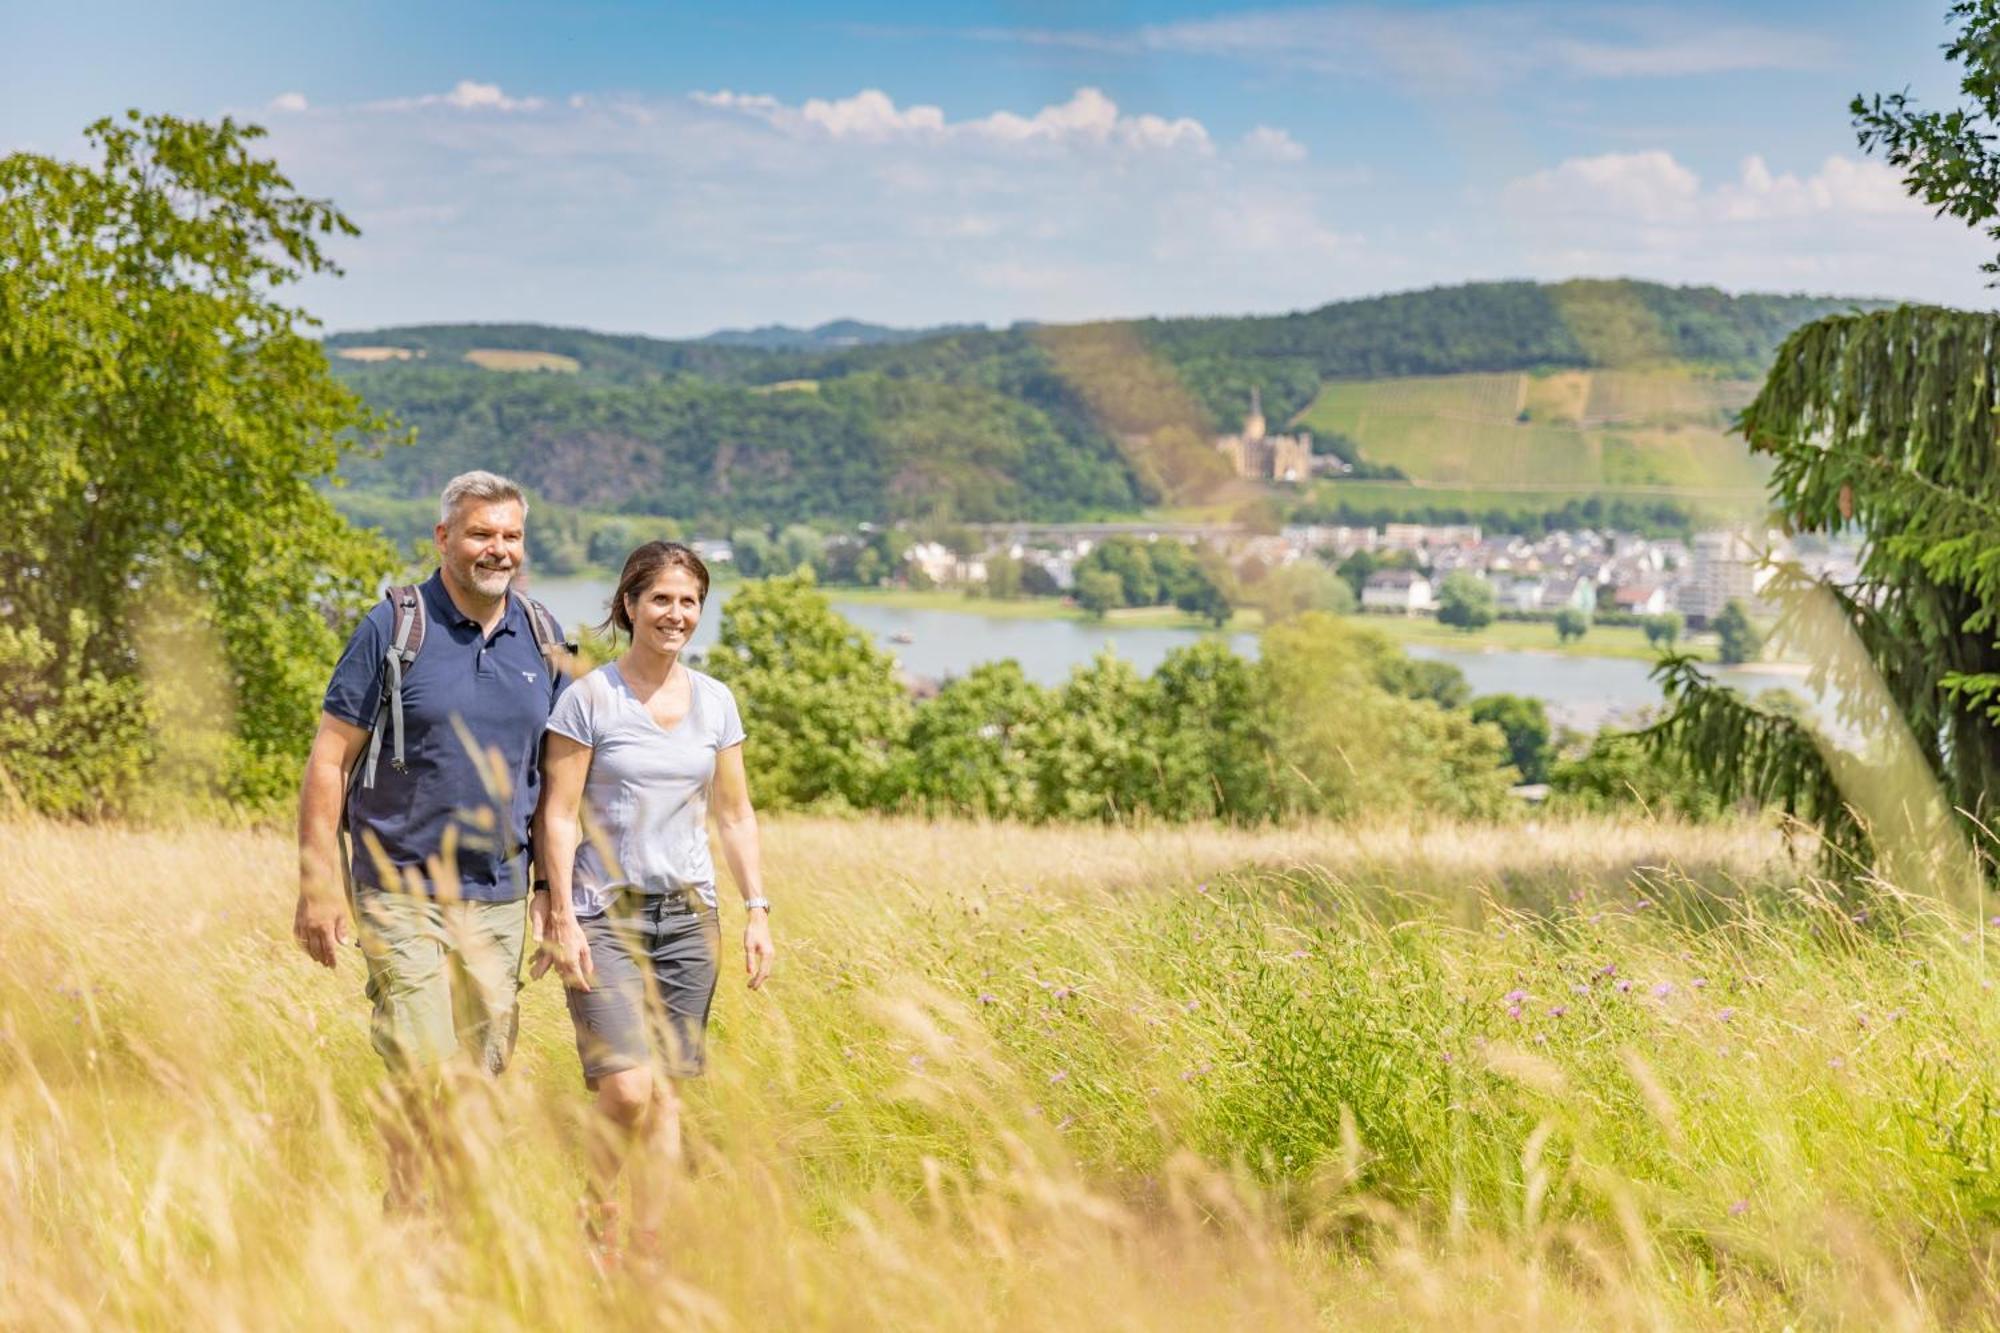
[603,541,711,638]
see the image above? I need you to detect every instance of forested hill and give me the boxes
[326,280,1886,526]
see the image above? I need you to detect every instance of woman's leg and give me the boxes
[587,1064,654,1244]
[628,1077,684,1248]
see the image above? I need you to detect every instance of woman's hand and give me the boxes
[530,893,595,990]
[744,909,774,990]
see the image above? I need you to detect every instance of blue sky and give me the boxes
[4,1,1990,335]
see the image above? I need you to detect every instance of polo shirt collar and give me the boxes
[422,570,522,636]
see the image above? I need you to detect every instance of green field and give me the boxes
[12,814,2000,1327]
[1297,369,1768,498]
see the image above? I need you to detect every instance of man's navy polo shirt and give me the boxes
[323,571,566,901]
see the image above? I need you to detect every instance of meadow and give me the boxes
[1296,370,1770,499]
[7,812,2000,1329]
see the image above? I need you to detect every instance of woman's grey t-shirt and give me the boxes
[545,663,745,915]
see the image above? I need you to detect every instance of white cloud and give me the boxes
[372,80,546,113]
[1241,125,1307,162]
[1504,150,1701,220]
[1506,151,1917,227]
[1493,148,1988,303]
[692,85,1211,153]
[268,91,308,114]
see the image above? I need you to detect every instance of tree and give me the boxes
[1554,607,1591,644]
[1435,572,1496,631]
[1651,2,2000,873]
[1074,568,1124,619]
[1642,612,1684,649]
[1712,599,1762,665]
[702,569,911,809]
[1027,652,1165,821]
[900,661,1047,818]
[1151,640,1279,820]
[1172,567,1234,627]
[1258,614,1514,820]
[983,553,1025,600]
[1470,694,1552,784]
[0,112,398,813]
[729,527,773,578]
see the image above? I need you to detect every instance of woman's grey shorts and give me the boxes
[566,890,720,1085]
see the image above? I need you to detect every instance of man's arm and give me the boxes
[294,711,369,968]
[712,744,773,990]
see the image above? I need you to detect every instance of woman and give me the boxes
[533,540,774,1258]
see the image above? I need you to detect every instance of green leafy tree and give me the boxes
[1651,2,2000,871]
[1642,612,1684,649]
[1259,614,1514,819]
[0,112,398,812]
[983,553,1024,600]
[1079,537,1160,607]
[1249,560,1356,624]
[1151,640,1280,821]
[900,661,1048,818]
[703,569,911,809]
[1027,651,1165,821]
[1172,567,1234,627]
[1712,599,1762,664]
[1554,607,1591,644]
[1469,694,1552,784]
[729,527,773,578]
[777,523,823,576]
[1074,568,1125,619]
[1435,572,1496,632]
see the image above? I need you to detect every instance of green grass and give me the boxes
[1297,370,1769,498]
[10,814,2000,1327]
[1355,612,1712,662]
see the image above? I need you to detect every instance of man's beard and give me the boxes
[466,560,516,596]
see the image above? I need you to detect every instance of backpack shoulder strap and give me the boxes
[514,591,577,665]
[359,585,426,790]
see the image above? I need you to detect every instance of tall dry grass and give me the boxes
[3,813,1997,1329]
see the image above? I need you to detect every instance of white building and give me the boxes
[1361,569,1434,613]
[1680,531,1768,624]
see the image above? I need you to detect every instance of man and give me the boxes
[293,469,566,1210]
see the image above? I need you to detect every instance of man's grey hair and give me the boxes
[438,470,529,527]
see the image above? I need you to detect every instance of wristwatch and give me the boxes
[744,898,772,913]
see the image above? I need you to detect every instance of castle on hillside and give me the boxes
[1214,388,1312,483]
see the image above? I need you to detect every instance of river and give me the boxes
[526,575,1818,732]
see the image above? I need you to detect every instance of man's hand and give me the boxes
[294,887,351,969]
[744,910,774,990]
[531,900,594,991]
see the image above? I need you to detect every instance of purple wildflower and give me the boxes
[1049,1070,1068,1085]
[1600,963,1617,977]
[1635,898,1654,911]
[1549,1005,1567,1018]
[1719,1007,1736,1022]
[978,993,998,1006]
[1888,1008,1906,1023]
[1504,988,1529,1003]
[1691,977,1708,990]
[1729,1200,1749,1217]
[1441,1051,1455,1064]
[1184,999,1200,1013]
[1289,949,1310,960]
[1617,979,1634,993]
[909,1054,927,1071]
[1829,1056,1844,1070]
[1052,986,1072,1001]
[1507,1004,1523,1021]
[1573,983,1590,996]
[1653,981,1674,998]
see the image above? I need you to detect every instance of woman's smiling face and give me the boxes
[628,564,704,655]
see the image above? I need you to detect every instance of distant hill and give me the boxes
[325,280,1893,530]
[693,318,985,350]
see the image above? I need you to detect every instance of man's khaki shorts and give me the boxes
[353,888,529,1076]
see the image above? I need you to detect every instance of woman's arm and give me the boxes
[712,743,773,990]
[532,731,595,990]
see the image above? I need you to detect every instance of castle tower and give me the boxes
[1244,386,1266,442]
